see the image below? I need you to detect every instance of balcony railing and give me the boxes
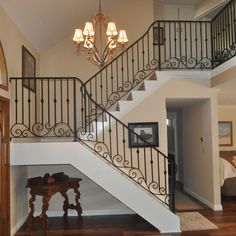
[212,0,236,67]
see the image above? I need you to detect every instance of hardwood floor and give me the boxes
[15,197,236,236]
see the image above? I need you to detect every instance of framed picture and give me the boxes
[128,122,159,148]
[0,41,8,90]
[153,27,164,46]
[22,46,36,92]
[218,121,233,146]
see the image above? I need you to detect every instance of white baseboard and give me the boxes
[184,187,223,211]
[35,208,135,217]
[11,214,28,236]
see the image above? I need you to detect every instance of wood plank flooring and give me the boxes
[15,197,236,236]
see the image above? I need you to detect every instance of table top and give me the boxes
[26,178,82,196]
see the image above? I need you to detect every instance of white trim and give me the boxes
[213,204,223,211]
[11,214,28,236]
[158,71,211,80]
[195,0,227,20]
[218,105,236,108]
[160,229,182,233]
[34,209,135,217]
[184,187,223,211]
[211,56,236,77]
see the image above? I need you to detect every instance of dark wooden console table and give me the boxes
[26,177,82,232]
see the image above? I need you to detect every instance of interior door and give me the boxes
[163,5,196,66]
[0,97,10,236]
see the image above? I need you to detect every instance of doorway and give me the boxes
[167,112,180,182]
[0,97,10,236]
[166,98,215,211]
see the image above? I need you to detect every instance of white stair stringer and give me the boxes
[84,72,171,140]
[109,72,171,120]
[10,142,180,233]
[83,71,180,139]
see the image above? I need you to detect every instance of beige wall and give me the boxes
[0,5,40,234]
[195,0,226,19]
[120,77,221,209]
[40,0,154,81]
[182,99,220,208]
[153,1,195,21]
[218,106,236,151]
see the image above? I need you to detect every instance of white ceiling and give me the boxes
[0,0,125,52]
[0,0,204,53]
[166,98,207,109]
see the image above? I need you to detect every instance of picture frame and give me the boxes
[128,122,159,148]
[22,46,36,92]
[218,121,233,146]
[153,27,164,46]
[0,41,8,91]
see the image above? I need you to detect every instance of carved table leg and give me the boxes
[41,196,51,232]
[60,191,69,219]
[74,185,82,217]
[26,191,36,232]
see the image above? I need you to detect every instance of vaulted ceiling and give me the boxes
[0,0,234,105]
[0,0,126,52]
[0,0,203,52]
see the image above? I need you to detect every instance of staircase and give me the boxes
[10,2,236,233]
[11,141,179,233]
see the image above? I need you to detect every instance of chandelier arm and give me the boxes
[101,40,115,64]
[87,52,100,66]
[73,0,128,67]
[86,38,104,66]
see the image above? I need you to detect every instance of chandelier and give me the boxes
[73,0,128,67]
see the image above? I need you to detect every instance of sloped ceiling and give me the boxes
[0,0,125,52]
[0,0,205,53]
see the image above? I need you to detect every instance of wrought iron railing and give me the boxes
[83,20,212,113]
[212,0,236,67]
[10,77,84,140]
[81,85,176,210]
[10,77,176,211]
[10,3,236,213]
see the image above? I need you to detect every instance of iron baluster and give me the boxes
[41,78,44,125]
[22,79,24,124]
[73,78,77,141]
[163,22,167,63]
[67,79,70,125]
[60,79,63,122]
[15,79,18,123]
[47,78,50,126]
[158,21,161,70]
[28,78,31,129]
[195,22,198,64]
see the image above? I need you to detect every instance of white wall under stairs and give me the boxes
[11,141,180,233]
